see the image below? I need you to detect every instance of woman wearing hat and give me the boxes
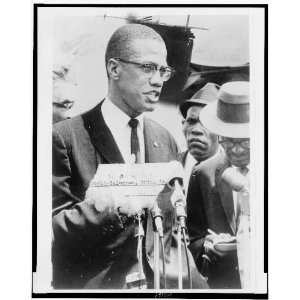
[187,81,250,289]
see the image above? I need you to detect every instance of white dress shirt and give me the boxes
[183,152,197,193]
[102,98,145,163]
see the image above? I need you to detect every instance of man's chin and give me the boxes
[190,150,210,162]
[144,103,157,112]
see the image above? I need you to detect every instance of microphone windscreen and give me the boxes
[221,167,248,192]
[170,180,186,207]
[167,161,185,187]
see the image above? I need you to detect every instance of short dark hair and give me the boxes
[105,24,165,68]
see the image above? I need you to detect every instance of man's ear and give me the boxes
[107,58,120,80]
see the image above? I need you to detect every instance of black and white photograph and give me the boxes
[32,3,267,297]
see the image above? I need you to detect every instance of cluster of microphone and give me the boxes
[151,177,187,236]
[126,161,190,289]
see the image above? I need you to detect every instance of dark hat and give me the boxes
[200,81,250,138]
[179,82,219,118]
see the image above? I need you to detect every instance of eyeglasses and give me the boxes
[219,138,250,149]
[53,99,74,109]
[114,57,175,82]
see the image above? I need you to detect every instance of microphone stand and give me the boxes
[170,179,193,289]
[152,204,166,289]
[177,223,183,289]
[154,227,160,289]
[176,213,192,289]
[127,212,147,289]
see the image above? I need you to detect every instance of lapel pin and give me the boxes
[153,141,159,148]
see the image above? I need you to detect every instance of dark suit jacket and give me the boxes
[52,102,206,289]
[186,150,241,289]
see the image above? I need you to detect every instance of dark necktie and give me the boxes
[128,118,141,163]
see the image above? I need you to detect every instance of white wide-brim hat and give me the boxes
[200,81,250,138]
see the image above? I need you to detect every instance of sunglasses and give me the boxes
[219,138,250,149]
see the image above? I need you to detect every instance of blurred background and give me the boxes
[52,11,249,150]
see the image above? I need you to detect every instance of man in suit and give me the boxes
[52,24,206,289]
[179,83,220,193]
[187,81,250,289]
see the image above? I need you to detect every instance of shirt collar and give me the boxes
[102,97,144,131]
[185,151,197,167]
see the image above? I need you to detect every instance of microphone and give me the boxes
[169,177,187,229]
[166,161,186,228]
[151,202,164,237]
[221,167,249,192]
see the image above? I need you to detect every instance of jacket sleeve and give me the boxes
[52,128,128,253]
[186,172,208,271]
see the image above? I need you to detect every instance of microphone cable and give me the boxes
[182,227,192,289]
[136,213,145,281]
[159,236,167,288]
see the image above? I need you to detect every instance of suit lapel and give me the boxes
[82,101,124,164]
[216,163,237,234]
[143,118,162,163]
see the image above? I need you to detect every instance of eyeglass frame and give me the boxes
[113,57,175,82]
[218,137,250,149]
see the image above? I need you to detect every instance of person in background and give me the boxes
[187,81,250,289]
[179,82,221,193]
[52,64,78,123]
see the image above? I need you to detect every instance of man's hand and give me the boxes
[204,238,226,258]
[85,186,154,216]
[204,233,236,257]
[116,195,154,216]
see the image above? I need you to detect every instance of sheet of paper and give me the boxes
[88,162,183,203]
